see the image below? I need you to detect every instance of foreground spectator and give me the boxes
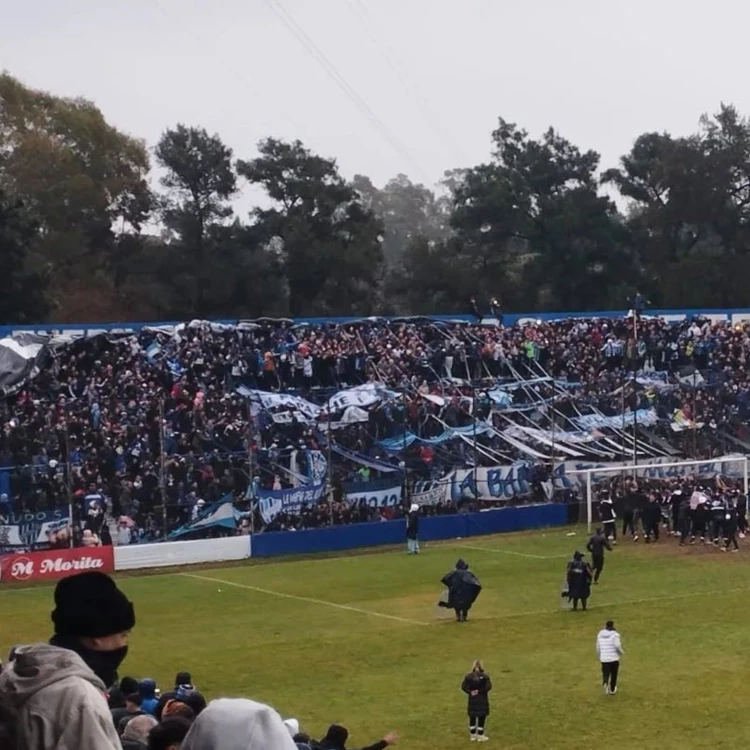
[122,715,158,749]
[0,571,136,750]
[180,698,298,750]
[148,717,193,750]
[317,724,398,750]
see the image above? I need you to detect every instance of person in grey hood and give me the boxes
[0,571,136,750]
[180,698,298,750]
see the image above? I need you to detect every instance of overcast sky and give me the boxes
[3,0,749,204]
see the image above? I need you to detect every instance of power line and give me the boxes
[345,0,470,170]
[149,0,308,138]
[264,0,433,184]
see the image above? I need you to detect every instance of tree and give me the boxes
[443,119,634,312]
[0,190,48,322]
[0,73,152,318]
[238,139,384,316]
[604,105,750,307]
[154,125,238,317]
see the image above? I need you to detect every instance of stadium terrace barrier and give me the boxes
[113,536,250,571]
[250,503,567,558]
[0,546,114,583]
[4,307,750,338]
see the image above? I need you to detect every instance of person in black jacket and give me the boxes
[723,500,740,552]
[565,551,592,611]
[315,724,398,750]
[586,528,612,584]
[461,659,492,741]
[438,559,482,622]
[406,503,420,554]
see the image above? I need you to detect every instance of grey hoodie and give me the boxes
[181,698,298,750]
[0,643,121,750]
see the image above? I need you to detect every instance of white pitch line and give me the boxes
[429,585,750,625]
[453,544,567,560]
[181,572,426,627]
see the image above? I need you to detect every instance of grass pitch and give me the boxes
[2,528,750,749]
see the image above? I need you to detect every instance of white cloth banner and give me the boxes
[0,513,70,548]
[552,454,746,491]
[345,484,402,508]
[237,387,320,421]
[411,475,452,506]
[326,384,399,413]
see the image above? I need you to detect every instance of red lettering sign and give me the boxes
[0,546,114,583]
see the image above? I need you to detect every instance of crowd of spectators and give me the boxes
[2,313,750,546]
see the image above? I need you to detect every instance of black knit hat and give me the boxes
[51,572,136,637]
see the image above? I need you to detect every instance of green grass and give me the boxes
[3,528,750,749]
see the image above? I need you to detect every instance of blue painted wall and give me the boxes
[3,308,750,338]
[250,502,567,558]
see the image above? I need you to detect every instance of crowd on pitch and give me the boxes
[597,476,747,551]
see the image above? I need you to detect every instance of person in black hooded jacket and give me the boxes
[438,559,482,622]
[315,724,397,750]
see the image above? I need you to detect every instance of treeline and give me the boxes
[2,72,750,324]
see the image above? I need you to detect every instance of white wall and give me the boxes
[114,536,251,571]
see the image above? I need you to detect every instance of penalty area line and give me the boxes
[181,572,427,627]
[452,544,567,560]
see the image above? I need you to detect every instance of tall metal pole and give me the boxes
[632,314,638,468]
[472,386,478,502]
[550,397,556,475]
[692,368,698,458]
[65,425,74,549]
[246,401,255,535]
[327,402,334,526]
[158,400,168,539]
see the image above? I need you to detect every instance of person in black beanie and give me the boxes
[0,571,135,750]
[316,723,398,750]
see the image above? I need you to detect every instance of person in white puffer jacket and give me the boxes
[596,620,624,695]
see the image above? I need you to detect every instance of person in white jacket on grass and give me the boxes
[596,620,624,694]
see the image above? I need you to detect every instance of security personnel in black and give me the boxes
[586,528,612,584]
[723,499,740,552]
[678,497,693,547]
[737,491,748,537]
[669,489,684,536]
[643,495,662,543]
[710,494,727,545]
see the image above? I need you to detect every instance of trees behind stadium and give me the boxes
[3,71,750,322]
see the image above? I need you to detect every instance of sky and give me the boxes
[3,0,750,214]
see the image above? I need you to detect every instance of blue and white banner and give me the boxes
[326,384,399,413]
[572,409,658,431]
[237,387,320,421]
[168,496,237,539]
[411,475,451,506]
[307,450,328,484]
[0,509,70,549]
[330,443,401,473]
[257,483,326,523]
[345,482,402,508]
[551,454,746,491]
